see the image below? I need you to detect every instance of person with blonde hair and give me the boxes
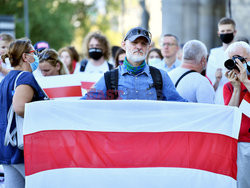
[0,33,15,81]
[0,39,47,188]
[38,48,69,76]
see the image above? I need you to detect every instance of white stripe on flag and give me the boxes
[239,99,250,117]
[25,167,236,188]
[24,100,242,139]
[35,73,102,88]
[23,100,241,188]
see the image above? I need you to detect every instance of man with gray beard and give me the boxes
[81,27,186,101]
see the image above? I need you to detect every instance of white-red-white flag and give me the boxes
[239,92,250,117]
[35,73,102,99]
[23,100,241,188]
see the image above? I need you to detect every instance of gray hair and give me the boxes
[183,40,208,63]
[225,41,250,58]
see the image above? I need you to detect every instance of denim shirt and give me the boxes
[81,64,187,102]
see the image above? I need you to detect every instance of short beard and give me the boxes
[126,50,147,64]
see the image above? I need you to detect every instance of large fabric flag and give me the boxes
[23,100,241,188]
[35,73,102,99]
[239,92,250,117]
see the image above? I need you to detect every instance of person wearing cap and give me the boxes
[81,27,186,101]
[34,41,50,53]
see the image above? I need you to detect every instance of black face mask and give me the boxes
[219,33,234,44]
[88,48,103,60]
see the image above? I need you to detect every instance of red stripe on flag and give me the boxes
[244,92,250,103]
[24,131,237,179]
[43,86,82,98]
[81,81,95,90]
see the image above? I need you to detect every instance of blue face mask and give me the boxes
[30,55,39,72]
[243,62,250,75]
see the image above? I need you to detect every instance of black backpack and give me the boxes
[80,59,114,72]
[104,66,163,100]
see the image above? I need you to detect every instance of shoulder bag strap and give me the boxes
[80,59,88,72]
[4,71,24,147]
[175,70,196,88]
[107,62,114,70]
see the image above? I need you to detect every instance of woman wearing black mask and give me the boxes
[75,32,114,74]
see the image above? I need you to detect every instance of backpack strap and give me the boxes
[104,69,119,100]
[104,67,163,100]
[80,59,88,72]
[149,66,163,100]
[80,60,114,72]
[107,62,114,70]
[175,70,196,88]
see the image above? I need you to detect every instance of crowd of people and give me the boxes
[0,16,249,188]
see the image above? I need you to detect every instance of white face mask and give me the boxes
[148,58,163,69]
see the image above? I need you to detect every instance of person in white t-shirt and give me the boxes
[169,40,215,104]
[0,33,15,82]
[206,17,237,104]
[74,32,114,74]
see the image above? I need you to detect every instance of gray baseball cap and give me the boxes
[124,27,152,44]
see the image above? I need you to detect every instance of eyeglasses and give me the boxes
[125,28,152,41]
[162,43,177,47]
[26,50,38,55]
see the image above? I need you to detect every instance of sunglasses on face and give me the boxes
[26,50,38,56]
[125,29,152,41]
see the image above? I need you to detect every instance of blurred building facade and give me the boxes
[117,0,250,50]
[161,0,250,50]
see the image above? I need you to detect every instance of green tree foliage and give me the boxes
[0,0,94,49]
[0,0,121,49]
